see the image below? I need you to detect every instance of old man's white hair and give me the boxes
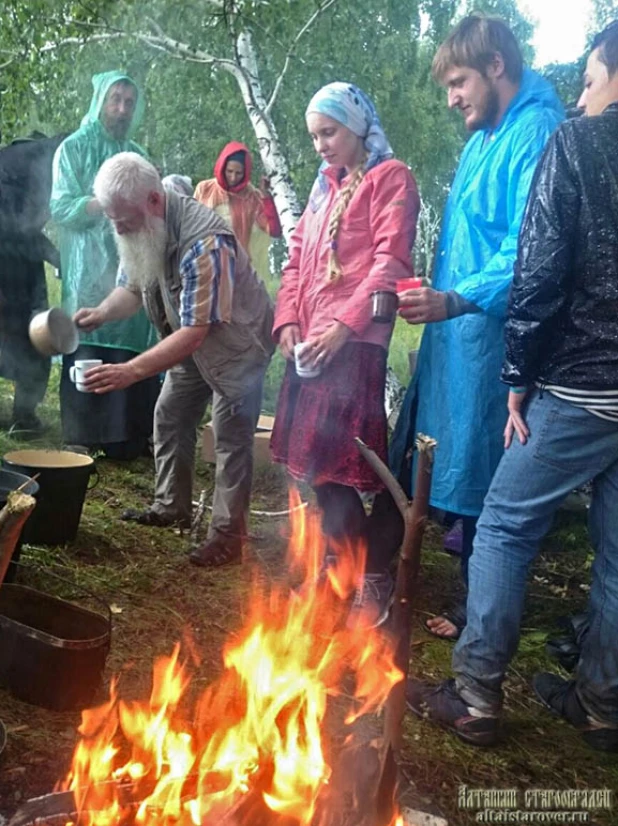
[94,151,163,208]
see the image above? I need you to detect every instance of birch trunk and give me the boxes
[233,31,302,244]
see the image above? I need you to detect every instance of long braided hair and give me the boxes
[326,161,366,283]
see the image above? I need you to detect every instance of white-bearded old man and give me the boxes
[74,152,274,567]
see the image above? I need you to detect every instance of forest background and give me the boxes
[0,0,617,405]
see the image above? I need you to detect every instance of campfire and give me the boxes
[52,491,405,826]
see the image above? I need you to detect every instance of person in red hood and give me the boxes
[194,142,281,281]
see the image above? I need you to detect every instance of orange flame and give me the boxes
[62,492,403,826]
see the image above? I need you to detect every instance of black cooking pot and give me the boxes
[2,451,94,546]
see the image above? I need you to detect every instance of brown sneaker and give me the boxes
[189,537,243,567]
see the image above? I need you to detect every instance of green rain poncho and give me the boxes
[50,71,156,353]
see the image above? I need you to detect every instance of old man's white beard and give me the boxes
[114,217,167,292]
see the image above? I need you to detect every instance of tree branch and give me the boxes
[265,0,340,116]
[354,438,409,518]
[40,32,126,53]
[42,18,241,76]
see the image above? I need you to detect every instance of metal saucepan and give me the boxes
[29,307,79,357]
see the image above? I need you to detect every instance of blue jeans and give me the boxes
[453,390,618,724]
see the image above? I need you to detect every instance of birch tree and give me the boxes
[0,0,465,211]
[10,0,346,244]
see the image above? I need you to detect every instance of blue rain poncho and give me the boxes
[50,71,156,353]
[390,70,564,517]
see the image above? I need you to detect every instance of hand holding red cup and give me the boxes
[395,277,423,295]
[397,277,449,324]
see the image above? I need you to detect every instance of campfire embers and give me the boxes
[20,492,405,826]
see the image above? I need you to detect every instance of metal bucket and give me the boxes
[2,450,96,546]
[0,578,110,711]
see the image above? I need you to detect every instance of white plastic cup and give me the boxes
[69,359,103,393]
[294,342,321,379]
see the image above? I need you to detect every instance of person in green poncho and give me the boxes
[50,71,160,459]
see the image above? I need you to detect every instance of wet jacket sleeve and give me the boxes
[261,194,282,238]
[335,165,420,335]
[272,210,307,339]
[50,140,100,230]
[0,232,59,268]
[455,127,554,318]
[502,130,579,386]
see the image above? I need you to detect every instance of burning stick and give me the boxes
[355,435,437,824]
[0,489,37,586]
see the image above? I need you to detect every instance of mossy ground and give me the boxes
[0,318,616,823]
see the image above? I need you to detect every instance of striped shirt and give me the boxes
[118,233,236,327]
[540,383,618,422]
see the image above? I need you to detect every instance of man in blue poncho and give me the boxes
[51,71,159,459]
[406,20,618,751]
[390,16,564,639]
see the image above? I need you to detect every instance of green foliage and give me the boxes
[542,61,585,112]
[0,0,476,208]
[0,0,557,217]
[591,0,618,30]
[0,0,582,242]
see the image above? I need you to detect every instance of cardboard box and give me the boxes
[202,414,274,466]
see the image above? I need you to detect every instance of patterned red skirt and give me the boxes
[270,342,388,491]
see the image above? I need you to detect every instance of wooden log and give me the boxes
[384,434,436,753]
[355,435,437,826]
[0,490,36,585]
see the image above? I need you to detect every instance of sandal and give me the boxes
[189,538,243,568]
[424,603,467,641]
[121,508,187,528]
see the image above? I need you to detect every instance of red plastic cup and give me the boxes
[396,277,422,294]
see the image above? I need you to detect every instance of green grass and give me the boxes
[0,274,616,823]
[46,266,62,307]
[389,317,423,384]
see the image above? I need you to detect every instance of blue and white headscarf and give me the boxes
[306,82,393,211]
[306,82,393,170]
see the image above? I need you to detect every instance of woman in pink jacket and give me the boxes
[271,82,420,626]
